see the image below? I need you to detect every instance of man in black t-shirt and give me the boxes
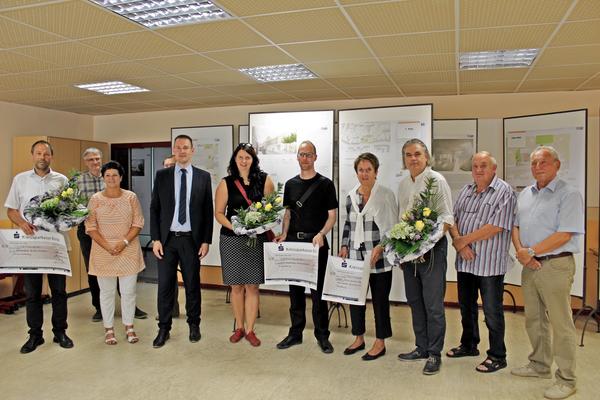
[275,140,338,354]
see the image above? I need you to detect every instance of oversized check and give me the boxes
[322,255,371,305]
[0,229,72,276]
[263,242,318,289]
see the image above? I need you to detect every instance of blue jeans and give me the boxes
[457,271,506,359]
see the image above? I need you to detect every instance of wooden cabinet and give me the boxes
[12,136,109,294]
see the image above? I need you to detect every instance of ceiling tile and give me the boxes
[344,86,401,97]
[461,0,571,28]
[82,31,191,60]
[287,88,349,100]
[125,76,199,91]
[14,42,123,67]
[391,71,456,84]
[0,1,58,10]
[327,75,393,87]
[307,59,383,77]
[380,54,455,73]
[568,0,600,21]
[551,20,600,46]
[268,79,333,90]
[161,87,226,99]
[239,92,299,103]
[159,20,269,52]
[0,50,55,72]
[459,68,528,82]
[197,96,253,106]
[528,64,600,79]
[1,0,141,39]
[461,25,555,52]
[244,8,356,43]
[580,73,600,89]
[401,82,457,96]
[0,15,64,48]
[346,0,454,35]
[0,74,47,90]
[179,70,256,86]
[207,46,295,68]
[217,0,335,16]
[281,39,372,63]
[210,84,279,95]
[146,99,205,108]
[367,31,455,57]
[537,45,600,66]
[460,81,520,93]
[137,55,224,74]
[518,77,587,91]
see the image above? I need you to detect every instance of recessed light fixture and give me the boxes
[239,64,317,82]
[459,48,539,70]
[75,81,150,95]
[89,0,231,28]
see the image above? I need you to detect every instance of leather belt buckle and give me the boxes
[296,232,306,240]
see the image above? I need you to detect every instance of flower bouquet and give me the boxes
[24,172,89,232]
[231,192,285,246]
[383,177,445,266]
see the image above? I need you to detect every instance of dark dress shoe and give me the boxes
[20,336,44,354]
[423,355,442,375]
[362,347,386,361]
[343,342,366,355]
[317,338,334,354]
[398,348,429,361]
[276,335,302,349]
[189,325,201,343]
[53,332,74,349]
[92,310,102,322]
[134,307,148,319]
[153,329,170,348]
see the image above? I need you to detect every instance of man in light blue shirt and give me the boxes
[511,146,584,400]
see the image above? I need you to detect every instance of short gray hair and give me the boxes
[401,138,431,168]
[530,145,560,162]
[82,147,103,159]
[473,151,497,167]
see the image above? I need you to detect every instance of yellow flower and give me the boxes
[422,207,431,217]
[275,196,283,204]
[255,202,262,209]
[402,212,409,221]
[265,203,273,211]
[61,190,68,198]
[415,220,425,232]
[66,187,74,195]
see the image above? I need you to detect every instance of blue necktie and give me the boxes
[178,169,187,225]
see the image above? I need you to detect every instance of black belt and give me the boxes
[290,231,318,240]
[170,231,192,237]
[534,252,572,262]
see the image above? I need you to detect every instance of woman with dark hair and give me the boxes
[214,143,274,346]
[86,161,145,345]
[339,153,397,361]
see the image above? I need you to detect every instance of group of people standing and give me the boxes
[5,135,583,400]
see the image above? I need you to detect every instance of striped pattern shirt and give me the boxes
[77,171,104,203]
[453,175,516,276]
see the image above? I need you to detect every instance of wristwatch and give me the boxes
[527,248,536,257]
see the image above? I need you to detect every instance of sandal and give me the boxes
[104,328,117,345]
[125,327,139,344]
[476,357,507,373]
[446,345,479,358]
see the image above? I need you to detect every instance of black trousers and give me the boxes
[24,273,68,337]
[403,236,447,357]
[157,234,200,331]
[457,271,506,359]
[350,270,393,339]
[77,224,100,312]
[288,243,330,340]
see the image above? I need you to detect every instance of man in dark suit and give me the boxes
[150,134,213,348]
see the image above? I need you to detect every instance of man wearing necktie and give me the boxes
[150,134,213,348]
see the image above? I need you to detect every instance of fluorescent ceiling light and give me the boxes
[459,48,539,70]
[75,81,150,95]
[239,64,317,82]
[89,0,231,28]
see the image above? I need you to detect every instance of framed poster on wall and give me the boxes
[171,125,234,267]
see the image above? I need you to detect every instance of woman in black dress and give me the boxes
[214,143,274,347]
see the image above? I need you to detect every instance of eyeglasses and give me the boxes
[297,152,315,159]
[237,142,254,150]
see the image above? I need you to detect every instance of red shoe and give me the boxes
[229,328,245,343]
[245,330,261,347]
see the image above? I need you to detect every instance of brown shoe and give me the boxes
[229,328,245,343]
[245,330,261,347]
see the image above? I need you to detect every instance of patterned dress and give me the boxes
[85,190,145,277]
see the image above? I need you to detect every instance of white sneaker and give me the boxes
[544,383,576,399]
[510,364,552,379]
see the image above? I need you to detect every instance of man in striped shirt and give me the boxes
[447,151,516,374]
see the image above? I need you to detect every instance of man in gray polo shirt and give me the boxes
[511,146,584,400]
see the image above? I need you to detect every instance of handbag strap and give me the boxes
[233,179,253,207]
[295,175,325,208]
